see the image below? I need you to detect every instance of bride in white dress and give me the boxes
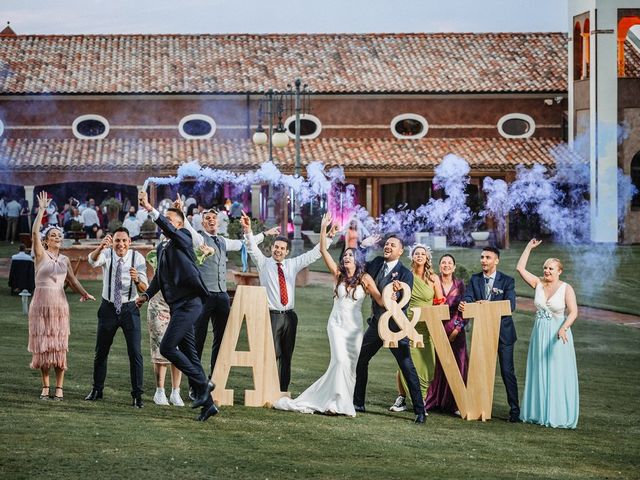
[274,213,383,416]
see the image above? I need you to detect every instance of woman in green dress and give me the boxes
[389,244,444,413]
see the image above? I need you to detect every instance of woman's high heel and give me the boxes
[40,385,50,400]
[52,387,63,401]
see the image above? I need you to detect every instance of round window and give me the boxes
[390,114,428,139]
[284,114,322,140]
[72,115,110,139]
[497,114,535,139]
[179,114,216,139]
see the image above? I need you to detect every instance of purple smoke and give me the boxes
[144,159,345,208]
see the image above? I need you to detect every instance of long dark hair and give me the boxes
[334,248,365,300]
[438,253,457,280]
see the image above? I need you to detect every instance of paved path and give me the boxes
[2,259,638,328]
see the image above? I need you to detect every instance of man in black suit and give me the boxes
[459,246,520,422]
[135,191,218,422]
[353,235,426,424]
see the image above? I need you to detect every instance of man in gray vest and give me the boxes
[178,199,279,380]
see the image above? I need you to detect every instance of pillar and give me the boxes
[251,184,261,220]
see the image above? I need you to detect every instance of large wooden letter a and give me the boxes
[211,285,287,407]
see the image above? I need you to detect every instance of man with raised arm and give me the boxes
[85,228,148,407]
[174,195,279,389]
[240,212,332,392]
[134,191,218,422]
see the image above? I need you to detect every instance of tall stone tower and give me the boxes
[568,0,640,243]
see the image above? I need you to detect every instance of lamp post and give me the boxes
[290,79,304,256]
[253,79,310,255]
[253,89,278,227]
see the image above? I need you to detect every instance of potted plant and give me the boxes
[67,219,86,245]
[101,197,123,222]
[140,218,157,244]
[471,220,490,244]
[107,219,122,234]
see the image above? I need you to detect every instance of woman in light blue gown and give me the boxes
[516,239,579,429]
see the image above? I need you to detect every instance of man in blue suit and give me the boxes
[135,191,218,422]
[460,246,520,422]
[353,235,426,423]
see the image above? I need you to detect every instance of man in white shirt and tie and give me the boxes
[85,227,149,408]
[240,212,332,392]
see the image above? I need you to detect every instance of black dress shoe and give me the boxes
[132,396,144,408]
[195,404,219,422]
[414,413,426,424]
[191,382,215,409]
[84,389,103,401]
[509,414,522,423]
[354,405,366,413]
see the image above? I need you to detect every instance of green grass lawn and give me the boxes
[0,282,638,479]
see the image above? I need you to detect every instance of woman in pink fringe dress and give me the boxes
[28,191,95,401]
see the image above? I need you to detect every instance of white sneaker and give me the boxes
[389,395,407,412]
[169,388,184,407]
[153,388,169,406]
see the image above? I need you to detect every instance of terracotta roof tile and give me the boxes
[624,41,640,77]
[0,33,569,94]
[0,137,573,173]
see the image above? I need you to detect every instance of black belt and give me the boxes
[269,309,294,315]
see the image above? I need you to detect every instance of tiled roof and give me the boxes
[0,137,574,174]
[0,33,570,94]
[624,41,640,78]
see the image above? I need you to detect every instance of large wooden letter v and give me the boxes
[211,285,288,407]
[420,300,511,421]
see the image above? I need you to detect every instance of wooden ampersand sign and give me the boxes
[377,282,424,348]
[210,285,288,407]
[421,300,512,421]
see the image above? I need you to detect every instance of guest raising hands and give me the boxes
[28,191,95,401]
[516,239,579,428]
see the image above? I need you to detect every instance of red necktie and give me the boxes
[277,263,288,307]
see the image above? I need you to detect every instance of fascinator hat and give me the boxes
[40,225,64,240]
[408,243,432,260]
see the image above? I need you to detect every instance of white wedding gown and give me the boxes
[274,283,365,417]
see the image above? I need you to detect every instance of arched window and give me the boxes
[618,16,640,77]
[497,113,536,139]
[72,114,109,139]
[631,152,640,209]
[573,21,583,81]
[390,114,429,140]
[284,114,322,139]
[179,114,216,139]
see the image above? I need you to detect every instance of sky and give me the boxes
[2,0,569,35]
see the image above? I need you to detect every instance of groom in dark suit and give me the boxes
[460,246,520,422]
[353,235,426,423]
[135,191,218,422]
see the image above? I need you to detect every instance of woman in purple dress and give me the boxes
[424,253,468,414]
